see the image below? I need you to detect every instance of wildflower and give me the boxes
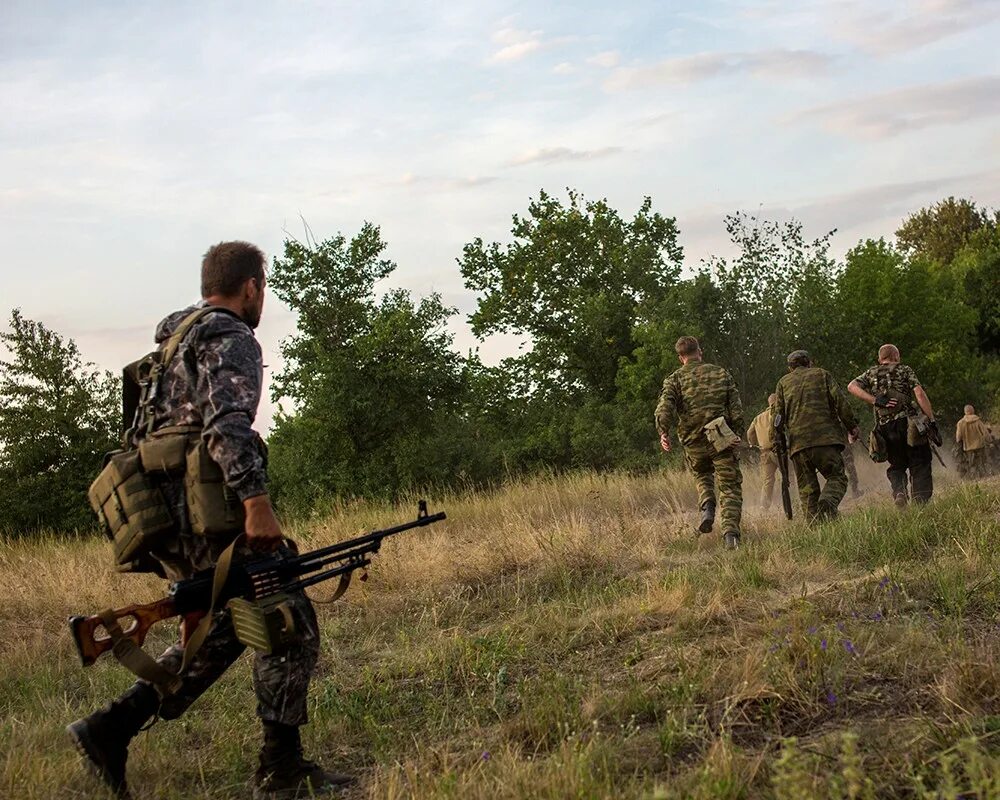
[820,639,827,651]
[825,688,837,705]
[836,622,846,632]
[482,751,491,761]
[878,576,890,589]
[807,626,818,635]
[871,611,883,622]
[842,639,857,656]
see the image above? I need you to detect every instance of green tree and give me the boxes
[835,239,985,417]
[0,310,119,533]
[265,226,468,510]
[460,189,683,401]
[895,196,998,267]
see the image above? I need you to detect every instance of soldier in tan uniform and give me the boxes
[656,336,745,550]
[956,405,993,479]
[747,394,779,509]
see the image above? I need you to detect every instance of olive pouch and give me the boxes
[185,440,245,536]
[868,428,888,463]
[87,450,174,571]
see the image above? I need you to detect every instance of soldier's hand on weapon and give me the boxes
[874,394,898,409]
[660,433,672,452]
[244,494,284,552]
[848,426,860,443]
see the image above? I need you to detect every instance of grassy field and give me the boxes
[4,460,1000,799]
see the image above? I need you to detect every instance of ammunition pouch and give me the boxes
[228,594,295,655]
[88,450,174,573]
[185,439,246,536]
[704,416,740,453]
[868,428,888,463]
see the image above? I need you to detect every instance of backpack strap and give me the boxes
[138,306,239,438]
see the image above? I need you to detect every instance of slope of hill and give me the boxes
[3,466,1000,799]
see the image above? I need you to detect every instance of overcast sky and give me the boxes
[2,0,999,430]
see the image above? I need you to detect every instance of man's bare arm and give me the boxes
[914,385,934,420]
[847,379,875,405]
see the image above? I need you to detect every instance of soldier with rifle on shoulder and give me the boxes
[67,242,352,799]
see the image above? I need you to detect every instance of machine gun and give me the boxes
[69,502,446,690]
[773,415,794,520]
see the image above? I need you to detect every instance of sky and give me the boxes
[2,0,999,431]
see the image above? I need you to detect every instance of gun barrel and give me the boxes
[288,511,446,568]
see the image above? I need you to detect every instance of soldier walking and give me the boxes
[774,351,860,522]
[956,405,993,479]
[848,344,937,506]
[656,336,745,550]
[66,243,351,799]
[747,394,779,509]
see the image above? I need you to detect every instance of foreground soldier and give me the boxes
[956,405,993,479]
[67,242,350,799]
[774,351,860,522]
[656,336,745,550]
[848,344,937,506]
[747,394,779,509]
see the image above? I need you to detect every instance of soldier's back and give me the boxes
[778,367,844,455]
[669,361,734,443]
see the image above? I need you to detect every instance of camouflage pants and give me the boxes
[147,534,321,727]
[842,443,860,494]
[759,450,778,509]
[154,587,320,726]
[685,442,743,533]
[965,448,988,480]
[791,445,848,521]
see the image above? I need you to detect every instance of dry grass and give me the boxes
[3,464,1000,799]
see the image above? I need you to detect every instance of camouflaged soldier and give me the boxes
[747,394,779,510]
[656,336,745,550]
[67,243,351,799]
[774,351,860,522]
[848,344,937,506]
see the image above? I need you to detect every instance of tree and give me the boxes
[0,310,120,533]
[265,226,467,510]
[460,189,683,401]
[896,196,998,267]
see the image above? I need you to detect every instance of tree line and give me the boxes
[2,193,998,530]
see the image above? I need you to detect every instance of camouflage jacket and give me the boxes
[146,301,267,501]
[655,360,744,447]
[852,363,920,425]
[774,366,857,457]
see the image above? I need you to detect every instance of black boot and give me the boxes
[253,721,354,799]
[723,531,741,550]
[698,501,716,534]
[66,681,159,799]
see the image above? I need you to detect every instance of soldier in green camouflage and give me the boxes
[774,351,860,522]
[656,336,745,550]
[848,344,936,506]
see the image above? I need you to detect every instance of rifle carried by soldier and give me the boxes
[773,414,794,520]
[70,502,445,691]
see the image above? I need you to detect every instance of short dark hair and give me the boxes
[201,241,266,298]
[675,336,701,357]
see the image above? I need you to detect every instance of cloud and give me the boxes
[604,49,833,91]
[487,27,544,64]
[552,62,575,75]
[587,50,620,69]
[390,173,498,191]
[506,146,623,167]
[790,75,1000,139]
[832,0,1000,56]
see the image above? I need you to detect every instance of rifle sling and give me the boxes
[309,571,352,604]
[100,535,242,697]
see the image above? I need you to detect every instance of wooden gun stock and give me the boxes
[69,597,177,667]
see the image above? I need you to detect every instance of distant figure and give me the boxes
[775,350,860,522]
[956,404,993,479]
[656,336,745,550]
[848,344,937,507]
[841,427,863,500]
[747,394,779,509]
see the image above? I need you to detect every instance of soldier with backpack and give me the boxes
[848,344,938,507]
[66,242,351,799]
